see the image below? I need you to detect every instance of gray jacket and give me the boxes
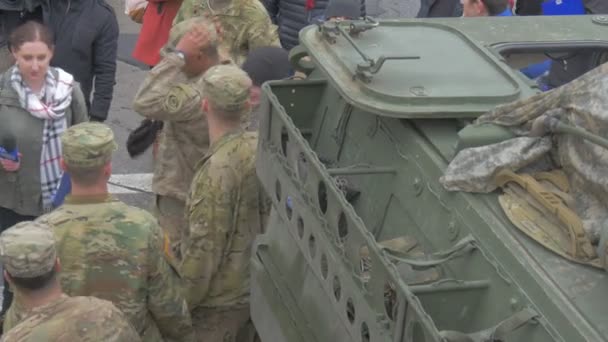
[262,0,366,50]
[0,68,89,216]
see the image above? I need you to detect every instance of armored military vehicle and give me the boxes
[251,15,608,342]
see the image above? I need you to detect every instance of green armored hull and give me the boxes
[251,16,608,342]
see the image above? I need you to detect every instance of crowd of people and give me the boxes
[0,0,607,341]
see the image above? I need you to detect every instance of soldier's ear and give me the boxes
[202,98,209,114]
[3,270,12,286]
[244,98,252,112]
[103,162,112,179]
[54,258,62,273]
[477,0,487,15]
[59,158,67,171]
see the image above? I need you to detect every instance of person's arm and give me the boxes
[90,12,119,122]
[70,82,90,125]
[146,217,195,342]
[132,54,202,122]
[132,23,213,122]
[246,6,282,50]
[179,164,236,307]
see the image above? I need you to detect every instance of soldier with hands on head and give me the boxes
[181,64,269,341]
[132,18,223,255]
[0,221,140,342]
[174,0,281,66]
[5,122,194,342]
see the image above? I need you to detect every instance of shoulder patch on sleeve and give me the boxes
[164,84,201,113]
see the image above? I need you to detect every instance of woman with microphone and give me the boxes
[0,20,88,322]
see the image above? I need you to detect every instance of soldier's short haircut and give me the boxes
[478,0,509,15]
[66,164,106,187]
[208,103,247,123]
[9,269,56,291]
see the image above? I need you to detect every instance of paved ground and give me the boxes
[105,0,419,211]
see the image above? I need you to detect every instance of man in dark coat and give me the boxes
[262,0,366,51]
[44,0,119,122]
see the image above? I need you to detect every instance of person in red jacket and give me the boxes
[131,1,183,160]
[132,1,183,67]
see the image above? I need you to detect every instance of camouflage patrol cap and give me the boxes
[61,122,117,168]
[166,17,218,49]
[201,64,252,114]
[0,221,56,278]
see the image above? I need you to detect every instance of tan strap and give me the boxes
[495,169,596,261]
[532,170,570,192]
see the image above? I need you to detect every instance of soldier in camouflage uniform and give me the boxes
[181,64,268,341]
[0,221,140,341]
[10,122,194,342]
[174,0,281,66]
[133,18,224,253]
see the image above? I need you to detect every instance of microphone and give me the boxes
[0,135,19,162]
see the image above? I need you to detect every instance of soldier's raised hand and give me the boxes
[176,24,213,62]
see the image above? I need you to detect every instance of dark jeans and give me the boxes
[0,207,37,317]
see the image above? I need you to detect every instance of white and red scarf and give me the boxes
[10,66,73,212]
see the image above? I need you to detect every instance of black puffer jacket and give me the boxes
[263,0,366,51]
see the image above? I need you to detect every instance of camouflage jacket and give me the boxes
[174,0,281,66]
[2,295,141,342]
[28,194,194,342]
[132,54,209,202]
[181,130,268,310]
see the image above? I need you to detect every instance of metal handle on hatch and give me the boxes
[319,17,421,82]
[357,55,421,75]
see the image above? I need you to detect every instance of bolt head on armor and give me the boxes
[0,221,56,278]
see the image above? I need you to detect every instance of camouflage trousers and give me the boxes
[192,306,255,342]
[154,195,186,254]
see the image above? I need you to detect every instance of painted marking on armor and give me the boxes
[109,173,153,194]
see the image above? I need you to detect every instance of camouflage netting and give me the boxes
[440,63,608,243]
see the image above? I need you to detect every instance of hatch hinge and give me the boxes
[318,16,380,43]
[318,17,421,83]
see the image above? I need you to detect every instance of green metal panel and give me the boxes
[252,16,608,342]
[417,15,608,47]
[299,20,533,118]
